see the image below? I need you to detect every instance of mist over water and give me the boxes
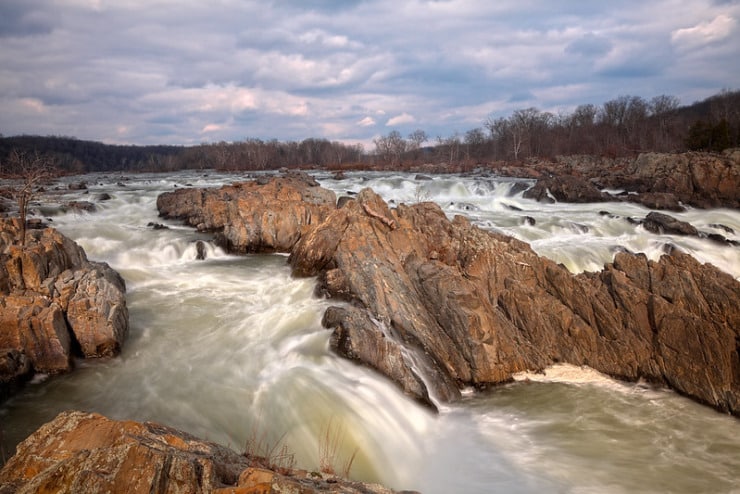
[1,170,738,493]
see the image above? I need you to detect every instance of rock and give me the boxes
[288,189,740,414]
[96,192,113,201]
[0,218,128,392]
[0,348,31,401]
[523,176,608,203]
[64,200,97,213]
[68,181,87,190]
[627,192,685,211]
[641,212,699,236]
[147,222,169,230]
[157,175,337,254]
[0,411,402,494]
[196,240,207,260]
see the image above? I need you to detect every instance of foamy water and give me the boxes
[1,170,738,493]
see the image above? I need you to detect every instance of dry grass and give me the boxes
[243,424,296,473]
[318,418,358,478]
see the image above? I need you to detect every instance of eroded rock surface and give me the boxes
[157,172,336,253]
[289,190,740,414]
[0,411,404,494]
[0,218,128,396]
[519,150,740,209]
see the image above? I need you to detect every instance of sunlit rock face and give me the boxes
[0,218,128,396]
[289,189,740,414]
[156,171,337,254]
[0,411,403,494]
[157,176,739,415]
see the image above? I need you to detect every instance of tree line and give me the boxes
[1,89,738,175]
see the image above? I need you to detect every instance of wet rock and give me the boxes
[415,174,433,181]
[157,175,336,254]
[0,411,402,494]
[96,192,112,201]
[523,216,536,226]
[641,212,699,236]
[196,240,207,260]
[64,200,96,213]
[710,223,735,234]
[68,181,87,190]
[288,190,740,414]
[147,222,169,230]
[523,176,608,203]
[0,218,128,391]
[0,348,31,401]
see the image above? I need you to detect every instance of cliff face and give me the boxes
[0,218,128,399]
[0,411,403,494]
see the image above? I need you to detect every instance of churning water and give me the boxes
[1,170,739,493]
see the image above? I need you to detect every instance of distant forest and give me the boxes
[1,89,738,175]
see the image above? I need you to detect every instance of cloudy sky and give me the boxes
[1,0,738,147]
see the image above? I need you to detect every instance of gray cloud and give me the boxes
[0,0,738,145]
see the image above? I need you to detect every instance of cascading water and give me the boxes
[1,170,738,493]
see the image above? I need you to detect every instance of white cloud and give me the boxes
[386,112,416,126]
[357,116,376,127]
[671,14,737,50]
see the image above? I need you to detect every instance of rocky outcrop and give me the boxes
[157,172,336,253]
[288,189,740,414]
[0,218,128,397]
[523,175,608,203]
[0,411,403,494]
[519,150,740,209]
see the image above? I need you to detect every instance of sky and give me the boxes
[1,0,739,148]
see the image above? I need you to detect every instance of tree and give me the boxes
[374,131,407,165]
[5,149,53,246]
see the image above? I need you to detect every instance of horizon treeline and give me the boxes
[1,89,738,175]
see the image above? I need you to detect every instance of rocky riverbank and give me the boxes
[498,149,740,210]
[157,171,740,415]
[0,411,405,494]
[0,218,129,400]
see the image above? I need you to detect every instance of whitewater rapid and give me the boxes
[1,170,738,493]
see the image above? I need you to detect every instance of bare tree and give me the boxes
[5,149,54,246]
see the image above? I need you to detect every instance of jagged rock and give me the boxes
[157,174,336,253]
[523,175,608,203]
[289,189,740,414]
[0,218,128,391]
[0,411,403,494]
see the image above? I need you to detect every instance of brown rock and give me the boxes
[289,189,740,414]
[0,411,401,494]
[0,218,129,392]
[157,174,336,254]
[523,175,608,203]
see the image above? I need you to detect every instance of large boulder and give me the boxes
[289,189,740,414]
[157,172,336,253]
[523,175,608,203]
[0,411,402,494]
[0,218,128,396]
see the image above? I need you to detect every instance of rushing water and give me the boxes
[1,170,739,493]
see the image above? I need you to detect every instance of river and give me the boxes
[1,170,739,493]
